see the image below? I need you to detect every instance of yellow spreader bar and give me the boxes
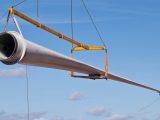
[9,8,106,51]
[72,46,106,51]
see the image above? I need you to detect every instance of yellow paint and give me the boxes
[72,46,106,51]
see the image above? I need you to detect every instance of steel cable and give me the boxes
[81,0,107,50]
[13,0,27,8]
[130,96,160,118]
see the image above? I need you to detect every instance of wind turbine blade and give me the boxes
[108,73,160,93]
[0,31,159,93]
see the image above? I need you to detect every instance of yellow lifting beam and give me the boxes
[72,46,106,51]
[9,8,106,51]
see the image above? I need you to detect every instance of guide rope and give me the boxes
[25,65,30,120]
[37,0,39,17]
[70,0,74,41]
[130,96,160,117]
[81,0,108,78]
[70,0,74,76]
[135,96,160,114]
[12,0,27,8]
[3,11,10,32]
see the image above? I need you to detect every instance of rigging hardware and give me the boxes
[8,8,105,51]
[8,7,108,79]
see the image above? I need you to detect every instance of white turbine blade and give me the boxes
[0,31,159,93]
[108,73,160,93]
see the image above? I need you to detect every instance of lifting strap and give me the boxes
[105,51,108,79]
[70,50,74,77]
[11,14,23,36]
[3,11,10,32]
[69,0,108,79]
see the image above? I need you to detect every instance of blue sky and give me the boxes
[0,0,160,120]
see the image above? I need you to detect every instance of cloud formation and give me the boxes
[105,114,133,120]
[52,116,64,120]
[34,118,48,120]
[0,110,46,120]
[69,91,83,101]
[87,106,106,116]
[0,67,26,77]
[69,117,84,120]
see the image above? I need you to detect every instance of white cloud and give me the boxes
[69,91,83,101]
[34,118,48,120]
[106,114,128,120]
[87,106,106,116]
[69,117,84,120]
[0,111,46,120]
[0,67,26,77]
[52,116,64,120]
[105,114,134,120]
